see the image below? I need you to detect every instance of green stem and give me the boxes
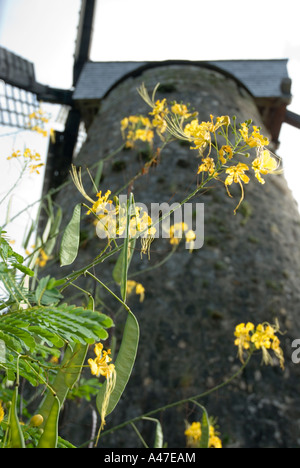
[0,163,27,208]
[100,353,252,438]
[128,245,178,279]
[130,422,149,448]
[84,270,130,313]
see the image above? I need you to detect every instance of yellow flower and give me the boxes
[219,145,233,164]
[129,208,156,258]
[31,125,48,137]
[239,123,269,148]
[149,99,168,117]
[27,108,52,138]
[35,249,51,267]
[234,322,255,362]
[224,163,250,213]
[134,128,154,143]
[120,117,129,132]
[252,149,279,184]
[169,222,188,245]
[197,157,216,176]
[151,114,167,134]
[207,114,230,133]
[225,162,249,186]
[89,343,117,442]
[88,343,115,379]
[0,401,4,424]
[24,148,41,161]
[185,421,222,448]
[50,127,56,143]
[7,150,21,160]
[135,283,145,302]
[121,115,154,146]
[171,102,191,119]
[271,335,285,370]
[251,322,285,369]
[185,421,201,443]
[184,119,211,155]
[89,190,112,215]
[234,320,285,369]
[29,163,44,174]
[209,425,222,449]
[126,280,145,302]
[185,229,196,252]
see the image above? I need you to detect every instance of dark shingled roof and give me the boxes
[72,59,291,101]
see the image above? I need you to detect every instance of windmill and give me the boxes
[0,0,97,193]
[1,0,299,194]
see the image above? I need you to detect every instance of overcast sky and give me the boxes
[1,0,300,91]
[0,0,300,246]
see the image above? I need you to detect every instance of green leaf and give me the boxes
[199,406,210,448]
[96,310,139,417]
[10,250,24,264]
[59,203,81,266]
[38,288,64,306]
[0,330,23,354]
[153,419,164,448]
[45,206,63,255]
[0,325,36,352]
[28,326,65,348]
[0,304,113,364]
[35,275,51,305]
[11,262,34,277]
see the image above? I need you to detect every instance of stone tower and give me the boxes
[46,63,300,448]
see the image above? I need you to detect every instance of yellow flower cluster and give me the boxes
[121,115,154,148]
[184,114,230,156]
[239,123,269,148]
[120,94,197,148]
[234,320,284,369]
[88,343,116,438]
[71,165,156,257]
[224,148,279,213]
[129,84,280,215]
[185,421,222,448]
[27,108,55,141]
[25,244,51,268]
[126,280,145,302]
[7,148,44,174]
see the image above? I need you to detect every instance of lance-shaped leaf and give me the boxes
[60,203,81,266]
[199,406,210,448]
[96,310,139,417]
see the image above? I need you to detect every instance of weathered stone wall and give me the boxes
[47,65,300,448]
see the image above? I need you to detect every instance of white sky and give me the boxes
[0,0,300,246]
